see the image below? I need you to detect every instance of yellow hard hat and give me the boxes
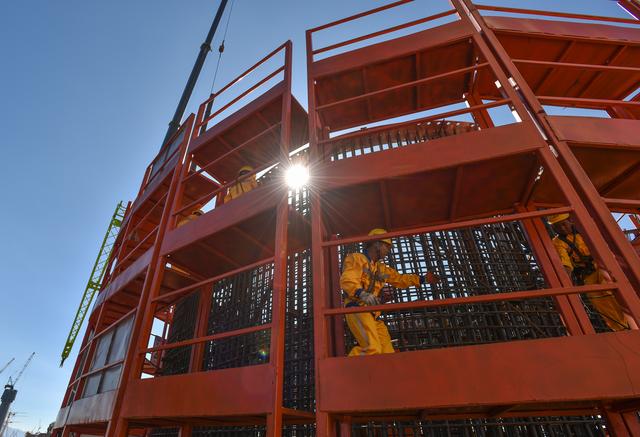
[547,213,570,225]
[238,165,253,174]
[368,228,392,245]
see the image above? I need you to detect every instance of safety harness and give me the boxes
[558,231,595,285]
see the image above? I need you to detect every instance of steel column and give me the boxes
[459,0,640,299]
[266,41,293,437]
[454,0,640,325]
[105,116,195,437]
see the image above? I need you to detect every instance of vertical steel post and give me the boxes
[266,41,293,437]
[306,28,338,437]
[458,0,640,299]
[518,207,589,335]
[453,0,640,326]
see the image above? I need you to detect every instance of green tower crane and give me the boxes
[60,202,126,366]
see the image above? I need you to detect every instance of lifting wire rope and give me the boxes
[210,0,235,94]
[201,0,235,134]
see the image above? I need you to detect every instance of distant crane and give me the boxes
[60,201,126,366]
[0,353,35,436]
[0,361,14,377]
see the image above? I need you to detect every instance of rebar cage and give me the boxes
[350,416,607,437]
[335,221,570,354]
[151,415,607,437]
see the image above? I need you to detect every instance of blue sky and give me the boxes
[0,0,634,431]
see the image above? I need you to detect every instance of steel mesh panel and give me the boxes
[337,222,568,352]
[192,425,314,437]
[193,426,265,437]
[290,186,311,219]
[149,428,180,437]
[327,121,478,162]
[161,292,199,375]
[202,263,274,371]
[284,249,315,411]
[351,416,606,436]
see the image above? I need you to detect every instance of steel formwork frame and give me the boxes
[54,2,640,437]
[55,41,316,437]
[306,1,640,436]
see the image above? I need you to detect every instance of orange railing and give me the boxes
[307,1,458,61]
[193,42,288,137]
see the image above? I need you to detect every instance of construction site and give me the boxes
[48,0,640,436]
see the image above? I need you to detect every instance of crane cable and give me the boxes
[209,0,235,95]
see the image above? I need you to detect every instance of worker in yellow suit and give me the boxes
[340,228,440,356]
[176,209,203,228]
[547,213,629,331]
[224,165,258,203]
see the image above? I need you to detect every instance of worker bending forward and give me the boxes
[340,228,439,356]
[224,165,258,203]
[548,214,629,331]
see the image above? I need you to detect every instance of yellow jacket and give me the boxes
[224,176,258,203]
[552,233,591,271]
[340,253,420,311]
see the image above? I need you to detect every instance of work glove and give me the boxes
[379,286,394,304]
[359,291,380,306]
[421,271,440,285]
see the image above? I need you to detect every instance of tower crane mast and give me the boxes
[0,353,35,436]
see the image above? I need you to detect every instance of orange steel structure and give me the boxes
[54,1,640,436]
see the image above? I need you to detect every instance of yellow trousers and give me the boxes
[346,311,395,356]
[584,271,629,331]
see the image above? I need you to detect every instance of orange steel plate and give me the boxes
[315,122,558,237]
[162,186,309,278]
[312,20,501,132]
[189,83,308,183]
[488,17,640,100]
[318,330,640,414]
[122,365,274,420]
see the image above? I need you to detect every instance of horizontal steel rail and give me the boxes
[476,4,640,25]
[538,96,640,108]
[141,323,272,354]
[174,158,280,217]
[321,206,572,247]
[513,59,640,74]
[152,256,275,305]
[115,224,158,269]
[120,192,168,247]
[194,42,289,137]
[604,198,640,209]
[325,283,616,316]
[316,63,490,112]
[313,9,458,56]
[195,66,285,135]
[184,122,282,183]
[318,98,511,147]
[211,42,287,101]
[308,0,412,33]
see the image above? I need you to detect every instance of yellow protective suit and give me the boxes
[223,175,257,203]
[340,252,421,356]
[552,233,629,331]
